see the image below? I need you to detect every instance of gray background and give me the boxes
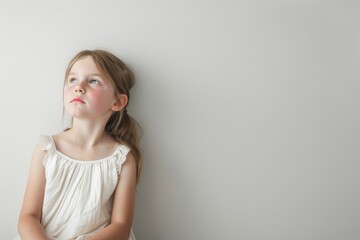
[1,0,359,239]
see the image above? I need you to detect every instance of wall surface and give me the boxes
[1,0,359,239]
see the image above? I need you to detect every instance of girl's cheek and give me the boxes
[88,91,105,106]
[63,87,72,101]
[88,89,114,110]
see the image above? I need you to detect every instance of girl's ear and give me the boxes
[111,94,128,112]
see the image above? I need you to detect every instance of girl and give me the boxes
[16,50,141,240]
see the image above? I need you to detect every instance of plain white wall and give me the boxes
[1,0,359,239]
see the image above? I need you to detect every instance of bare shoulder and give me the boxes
[118,151,137,186]
[122,150,136,167]
[48,131,77,157]
[52,131,69,145]
[52,130,87,150]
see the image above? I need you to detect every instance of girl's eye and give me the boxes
[68,78,77,84]
[89,79,100,85]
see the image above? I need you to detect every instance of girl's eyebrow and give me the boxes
[68,72,103,77]
[89,74,103,78]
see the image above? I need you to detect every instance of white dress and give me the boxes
[15,135,136,240]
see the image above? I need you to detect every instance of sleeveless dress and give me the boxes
[15,135,136,240]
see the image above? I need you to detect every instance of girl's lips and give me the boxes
[71,97,85,103]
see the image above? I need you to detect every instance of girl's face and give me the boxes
[64,56,117,120]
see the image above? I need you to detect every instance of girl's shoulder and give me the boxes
[51,131,69,148]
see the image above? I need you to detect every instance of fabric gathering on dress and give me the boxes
[15,135,136,240]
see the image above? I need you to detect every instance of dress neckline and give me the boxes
[49,135,121,163]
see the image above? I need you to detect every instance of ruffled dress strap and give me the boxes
[38,135,55,166]
[39,135,55,151]
[113,144,131,175]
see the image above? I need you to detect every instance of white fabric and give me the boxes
[15,135,136,240]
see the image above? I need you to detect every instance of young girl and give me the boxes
[16,50,141,240]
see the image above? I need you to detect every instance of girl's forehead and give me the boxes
[70,56,101,75]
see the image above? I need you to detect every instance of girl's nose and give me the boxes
[75,83,85,93]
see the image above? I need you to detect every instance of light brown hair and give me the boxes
[64,49,141,183]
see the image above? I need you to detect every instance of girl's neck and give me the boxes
[67,118,110,148]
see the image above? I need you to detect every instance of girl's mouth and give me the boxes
[71,97,85,103]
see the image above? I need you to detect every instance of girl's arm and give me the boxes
[18,143,48,240]
[88,153,137,240]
